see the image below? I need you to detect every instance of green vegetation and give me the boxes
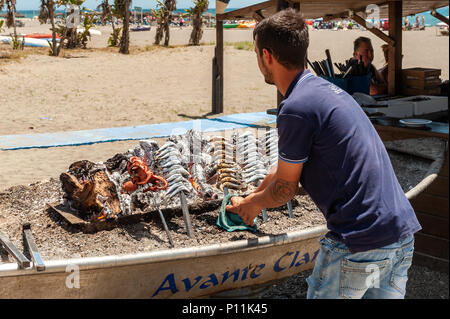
[233,41,254,51]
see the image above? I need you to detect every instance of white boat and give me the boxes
[0,35,51,48]
[77,28,101,36]
[0,140,446,298]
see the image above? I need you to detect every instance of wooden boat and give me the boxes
[1,139,446,298]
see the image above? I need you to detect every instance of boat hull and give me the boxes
[0,225,327,298]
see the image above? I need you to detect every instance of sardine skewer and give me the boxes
[179,192,194,238]
[287,200,294,218]
[158,208,174,248]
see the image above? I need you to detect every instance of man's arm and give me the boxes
[226,159,303,226]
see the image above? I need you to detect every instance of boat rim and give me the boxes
[0,224,328,277]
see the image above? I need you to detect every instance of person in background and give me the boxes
[353,37,387,95]
[379,44,389,85]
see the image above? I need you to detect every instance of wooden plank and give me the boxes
[414,232,449,259]
[47,203,87,226]
[402,86,441,96]
[217,0,276,21]
[374,124,449,141]
[415,212,449,239]
[216,0,448,21]
[423,175,449,197]
[216,21,224,114]
[402,67,441,80]
[411,193,449,218]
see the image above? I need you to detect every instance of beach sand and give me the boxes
[1,21,448,189]
[0,20,448,299]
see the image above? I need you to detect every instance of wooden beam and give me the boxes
[388,1,402,96]
[431,9,449,25]
[252,10,265,22]
[217,0,276,21]
[351,13,395,46]
[212,20,224,114]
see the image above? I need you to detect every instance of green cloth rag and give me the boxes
[216,194,258,233]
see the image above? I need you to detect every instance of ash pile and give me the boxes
[58,129,280,233]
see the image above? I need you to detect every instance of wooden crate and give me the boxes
[402,67,441,96]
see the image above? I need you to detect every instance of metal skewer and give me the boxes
[261,209,268,222]
[0,228,30,269]
[287,201,294,218]
[157,208,174,248]
[22,223,45,271]
[342,65,354,79]
[325,49,335,78]
[179,192,194,238]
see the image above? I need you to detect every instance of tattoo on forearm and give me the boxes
[269,178,298,205]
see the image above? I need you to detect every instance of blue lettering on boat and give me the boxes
[152,249,319,297]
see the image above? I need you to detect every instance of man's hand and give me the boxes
[226,195,261,226]
[225,159,303,226]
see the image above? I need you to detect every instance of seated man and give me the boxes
[352,36,387,95]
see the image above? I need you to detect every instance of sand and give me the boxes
[1,23,449,190]
[0,20,448,299]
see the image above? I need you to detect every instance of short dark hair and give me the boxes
[353,37,372,52]
[253,8,309,69]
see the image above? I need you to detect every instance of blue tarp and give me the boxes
[0,112,276,151]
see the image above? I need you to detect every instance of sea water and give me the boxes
[2,6,449,27]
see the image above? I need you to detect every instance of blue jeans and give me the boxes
[306,235,415,299]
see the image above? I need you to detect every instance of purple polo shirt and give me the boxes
[277,69,421,253]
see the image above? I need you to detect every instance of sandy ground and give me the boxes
[0,20,448,299]
[0,21,448,190]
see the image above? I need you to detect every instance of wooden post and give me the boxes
[388,1,402,96]
[212,20,224,114]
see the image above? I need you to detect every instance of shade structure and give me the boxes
[217,0,449,21]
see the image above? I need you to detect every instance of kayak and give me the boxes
[223,24,238,29]
[131,26,151,32]
[25,34,61,39]
[77,28,101,36]
[0,36,51,48]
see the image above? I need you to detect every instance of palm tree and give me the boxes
[152,0,165,45]
[97,0,121,46]
[152,0,175,46]
[116,0,131,54]
[163,0,176,46]
[1,0,18,46]
[188,0,208,46]
[38,0,59,56]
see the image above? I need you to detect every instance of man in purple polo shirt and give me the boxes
[226,8,421,299]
